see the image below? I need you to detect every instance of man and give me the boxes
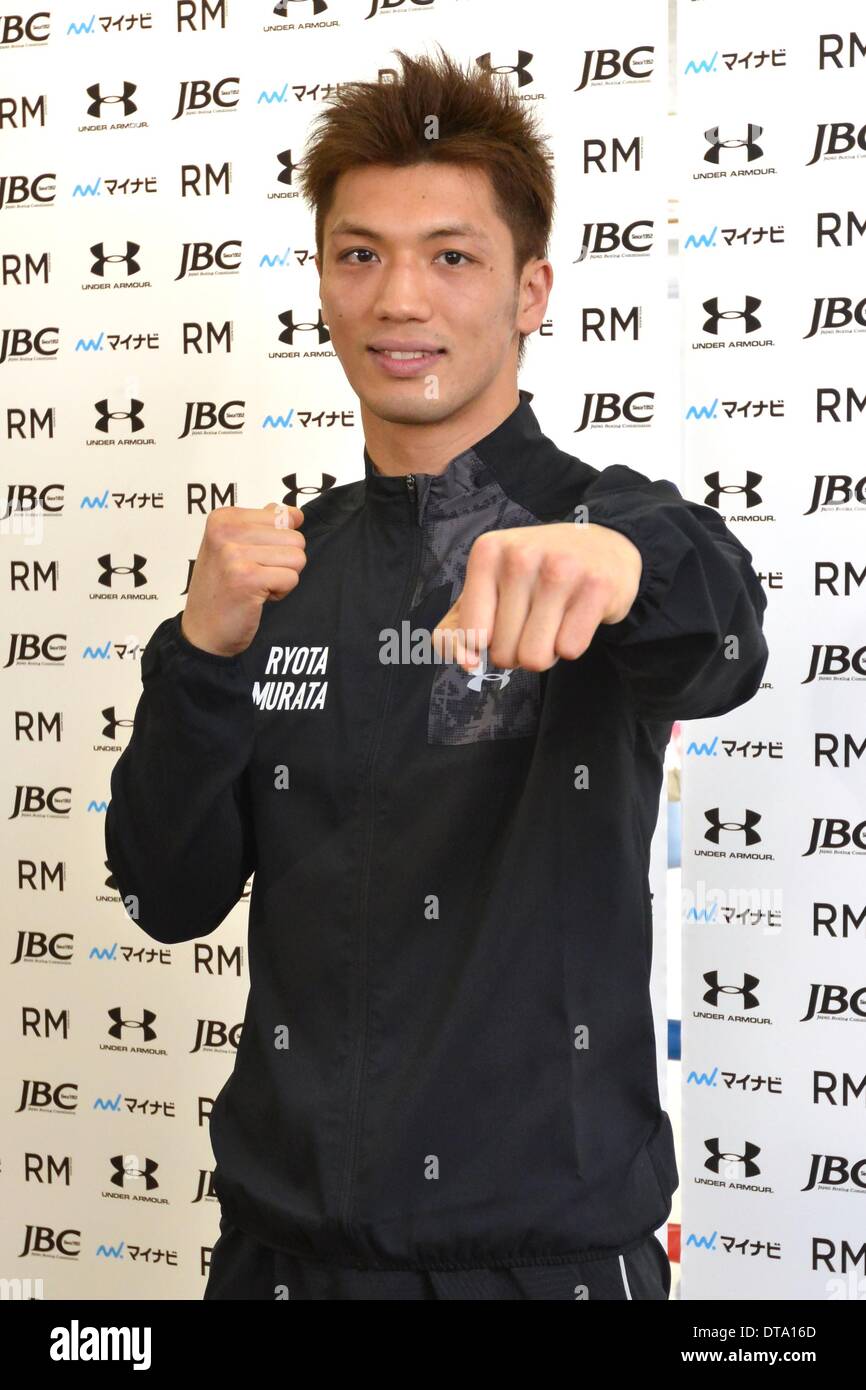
[105,46,769,1301]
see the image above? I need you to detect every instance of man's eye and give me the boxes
[338,249,472,266]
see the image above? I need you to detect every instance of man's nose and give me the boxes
[372,259,433,318]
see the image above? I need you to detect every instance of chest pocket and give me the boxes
[427,656,541,746]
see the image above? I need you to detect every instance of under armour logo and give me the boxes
[702,971,760,1011]
[109,1154,159,1189]
[702,296,762,336]
[704,807,762,845]
[466,653,513,692]
[277,309,330,346]
[97,554,148,588]
[703,124,763,164]
[277,148,302,186]
[704,472,762,509]
[274,0,328,17]
[101,706,134,740]
[476,50,534,88]
[282,472,336,507]
[86,81,137,118]
[95,399,145,434]
[704,1138,761,1178]
[90,241,141,277]
[107,1007,157,1041]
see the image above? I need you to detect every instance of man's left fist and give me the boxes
[432,522,643,673]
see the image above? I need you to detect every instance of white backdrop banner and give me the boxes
[4,0,855,1303]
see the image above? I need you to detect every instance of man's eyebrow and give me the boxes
[329,220,492,246]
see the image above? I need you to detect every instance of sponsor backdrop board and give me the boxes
[3,0,858,1301]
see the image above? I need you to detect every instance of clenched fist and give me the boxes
[180,502,307,658]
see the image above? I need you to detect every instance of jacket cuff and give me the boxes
[142,612,249,679]
[584,509,695,642]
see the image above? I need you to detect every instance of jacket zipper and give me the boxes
[339,471,422,1235]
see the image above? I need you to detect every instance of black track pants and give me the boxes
[203,1214,672,1301]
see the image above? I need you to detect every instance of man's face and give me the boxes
[315,161,543,426]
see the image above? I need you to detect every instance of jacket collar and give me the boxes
[362,388,591,526]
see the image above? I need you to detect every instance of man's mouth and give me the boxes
[370,348,446,360]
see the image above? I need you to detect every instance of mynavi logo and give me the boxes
[686,1067,719,1087]
[803,1153,866,1192]
[801,983,866,1022]
[574,220,653,263]
[49,1320,151,1371]
[803,818,866,856]
[574,46,654,91]
[685,1230,718,1252]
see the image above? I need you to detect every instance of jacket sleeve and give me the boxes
[104,611,256,944]
[578,464,770,721]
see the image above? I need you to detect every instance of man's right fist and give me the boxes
[180,502,307,658]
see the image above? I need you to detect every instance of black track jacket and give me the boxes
[105,388,769,1272]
